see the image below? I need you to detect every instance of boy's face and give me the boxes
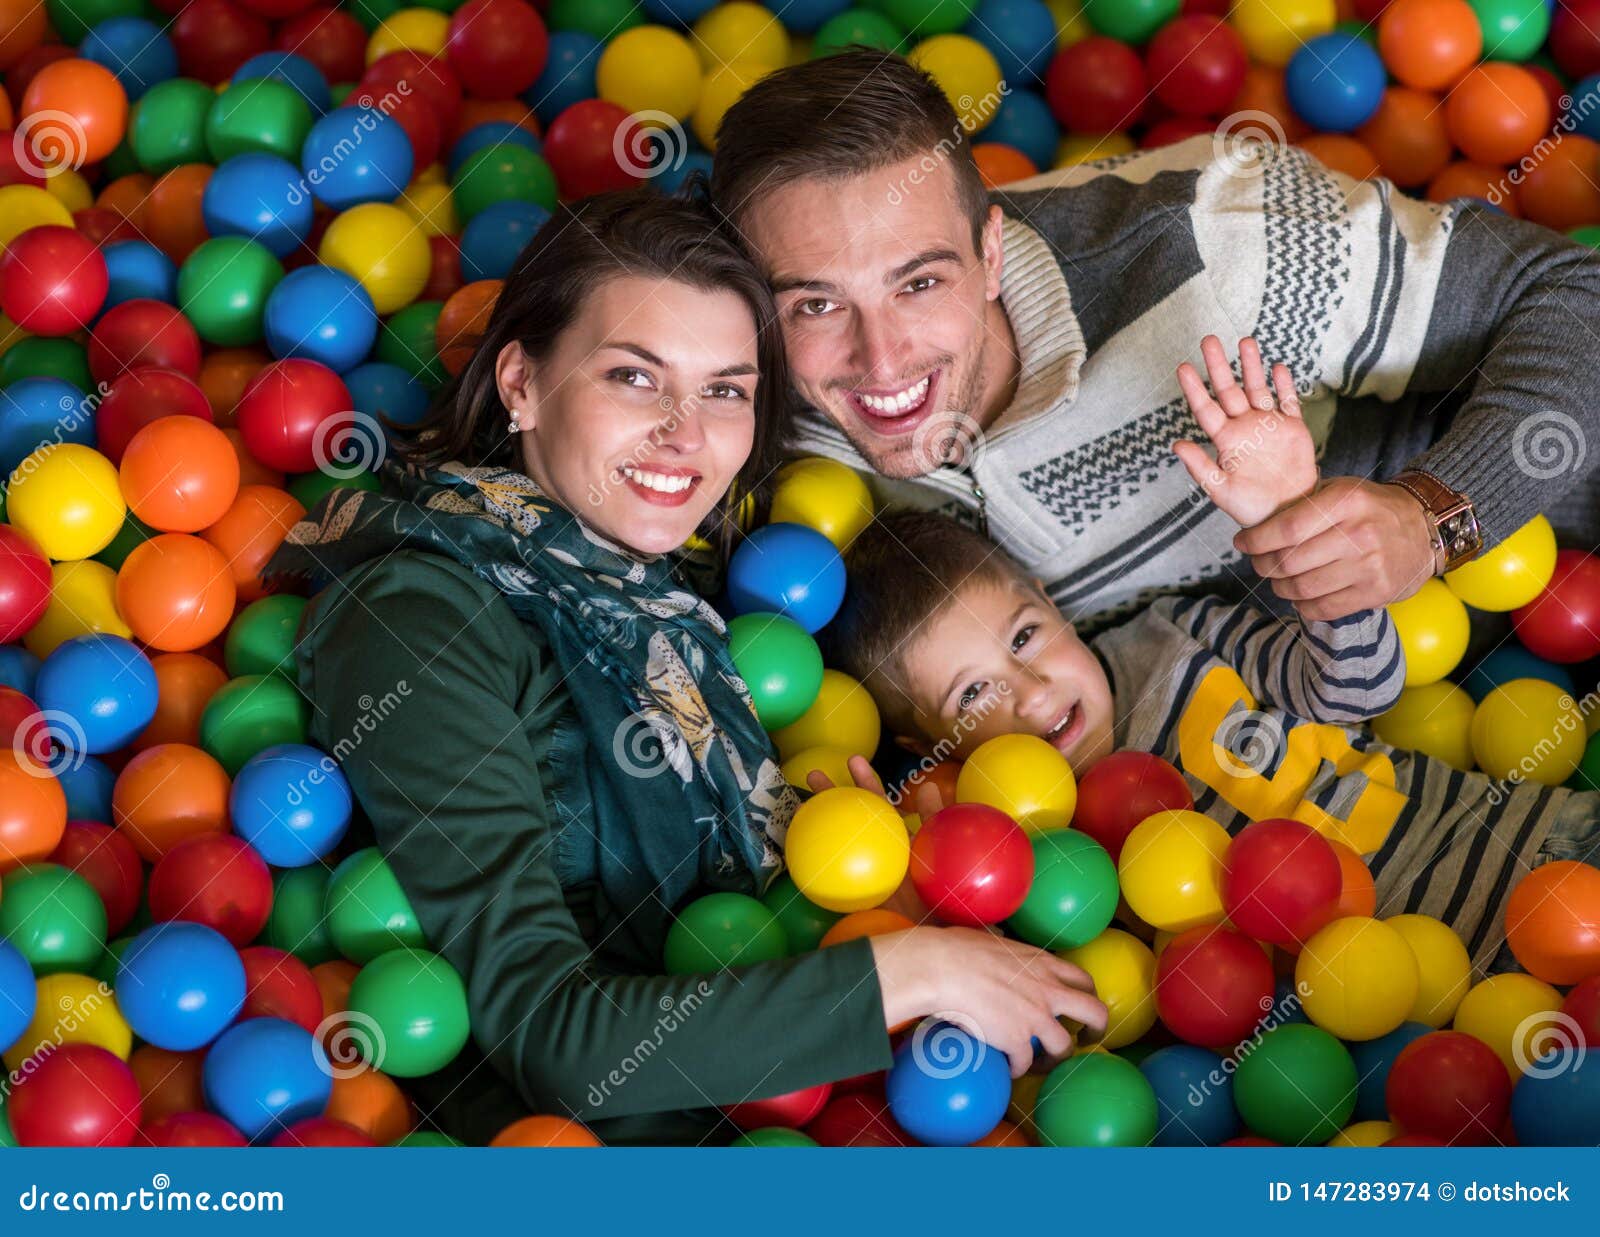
[893,578,1116,771]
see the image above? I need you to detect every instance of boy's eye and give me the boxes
[1011,623,1037,654]
[957,683,984,712]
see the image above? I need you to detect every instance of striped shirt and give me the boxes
[1092,594,1583,972]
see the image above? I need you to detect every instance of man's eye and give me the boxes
[797,298,835,317]
[905,276,937,294]
[1011,624,1037,653]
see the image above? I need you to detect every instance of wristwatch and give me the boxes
[1386,468,1483,575]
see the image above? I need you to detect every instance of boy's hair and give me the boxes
[822,508,1031,731]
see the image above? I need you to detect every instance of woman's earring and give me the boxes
[508,411,520,434]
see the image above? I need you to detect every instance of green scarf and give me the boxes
[266,459,797,931]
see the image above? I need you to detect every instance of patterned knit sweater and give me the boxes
[788,136,1600,630]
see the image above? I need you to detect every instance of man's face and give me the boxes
[740,155,1007,478]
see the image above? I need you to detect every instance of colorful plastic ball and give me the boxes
[1455,972,1565,1078]
[112,742,232,863]
[448,122,541,182]
[7,1043,141,1146]
[126,78,214,175]
[344,360,427,428]
[3,969,130,1070]
[223,595,304,681]
[1139,1045,1239,1146]
[0,226,108,336]
[814,8,906,56]
[274,6,364,83]
[236,358,353,473]
[543,98,645,198]
[1384,913,1471,1027]
[692,61,774,151]
[1004,826,1118,950]
[1081,0,1177,41]
[523,29,600,125]
[142,1112,248,1146]
[269,1116,376,1147]
[1471,678,1585,786]
[0,938,36,1053]
[0,187,73,250]
[726,523,846,634]
[909,803,1034,926]
[299,107,414,210]
[347,947,469,1077]
[1443,63,1549,168]
[20,57,129,166]
[33,634,156,753]
[234,50,331,117]
[1066,750,1190,863]
[376,298,444,385]
[0,335,93,389]
[89,297,202,382]
[237,944,323,1034]
[1233,1023,1356,1145]
[1387,577,1470,686]
[725,1082,833,1133]
[53,754,114,832]
[48,819,143,935]
[1505,860,1600,985]
[100,239,177,310]
[885,1020,1010,1146]
[1566,73,1600,143]
[955,734,1077,835]
[1378,0,1482,89]
[1386,1029,1510,1144]
[1349,1020,1433,1120]
[767,457,875,552]
[120,417,239,534]
[263,865,337,967]
[1034,1051,1157,1147]
[726,612,824,731]
[963,0,1056,84]
[1145,15,1246,117]
[0,378,95,476]
[0,0,49,73]
[1045,35,1145,132]
[488,1114,602,1147]
[907,34,1004,135]
[1373,681,1476,771]
[1514,549,1600,664]
[148,833,273,946]
[201,153,312,259]
[1222,818,1341,947]
[692,1,790,70]
[326,847,425,964]
[819,908,915,949]
[1465,646,1574,705]
[23,561,132,658]
[1296,915,1420,1042]
[116,921,247,1051]
[115,533,236,653]
[177,236,284,347]
[0,861,107,974]
[595,27,701,128]
[224,743,348,869]
[203,1016,332,1141]
[1061,928,1157,1049]
[204,77,312,164]
[319,202,430,316]
[80,16,177,101]
[445,0,548,100]
[1155,925,1274,1051]
[1232,0,1335,65]
[0,748,68,871]
[1285,32,1386,132]
[169,0,272,84]
[784,787,910,913]
[1511,1049,1600,1146]
[760,872,840,954]
[1516,134,1600,233]
[1117,809,1228,932]
[1469,0,1550,62]
[262,265,378,373]
[664,892,788,974]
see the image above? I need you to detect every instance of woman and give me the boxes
[267,189,1104,1146]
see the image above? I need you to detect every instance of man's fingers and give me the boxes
[1234,495,1338,555]
[1239,337,1273,410]
[1270,560,1364,603]
[1250,525,1348,578]
[1176,363,1227,439]
[1296,586,1379,622]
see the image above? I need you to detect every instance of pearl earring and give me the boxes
[508,412,520,433]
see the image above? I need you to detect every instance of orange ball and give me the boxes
[121,417,241,533]
[221,428,286,490]
[116,533,237,652]
[1427,161,1519,215]
[311,960,360,1050]
[436,279,501,377]
[1330,840,1377,919]
[490,1116,602,1147]
[1378,0,1482,91]
[1515,135,1600,231]
[452,98,542,144]
[1232,64,1311,145]
[132,652,230,751]
[0,751,68,872]
[200,484,306,605]
[112,742,231,862]
[199,349,270,427]
[142,164,213,263]
[0,0,48,74]
[128,1046,206,1124]
[973,142,1039,189]
[0,89,12,131]
[1357,87,1452,188]
[325,1066,416,1146]
[96,173,153,230]
[1506,860,1600,985]
[1445,64,1551,167]
[820,907,916,948]
[973,1118,1030,1146]
[20,58,128,166]
[1299,133,1381,180]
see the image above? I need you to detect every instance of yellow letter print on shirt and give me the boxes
[1177,666,1404,857]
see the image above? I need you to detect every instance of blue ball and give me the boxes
[101,240,177,309]
[1139,1045,1241,1146]
[1564,75,1600,143]
[0,378,97,475]
[1512,1050,1600,1145]
[1285,34,1387,133]
[461,200,551,281]
[727,523,847,633]
[448,121,543,178]
[1348,1020,1432,1121]
[55,755,115,824]
[203,1017,333,1142]
[976,88,1059,172]
[231,743,354,867]
[0,645,42,696]
[885,1023,1011,1145]
[758,0,849,32]
[650,149,714,195]
[33,635,159,754]
[263,265,379,372]
[641,0,723,22]
[234,51,333,117]
[301,108,414,210]
[117,922,247,1052]
[79,17,177,101]
[202,153,314,259]
[0,939,36,1053]
[967,0,1058,85]
[1463,646,1576,703]
[345,361,431,427]
[525,31,602,125]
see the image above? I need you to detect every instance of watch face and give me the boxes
[1442,512,1481,558]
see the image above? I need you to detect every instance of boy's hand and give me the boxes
[1173,335,1318,529]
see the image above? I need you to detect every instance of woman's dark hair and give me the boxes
[388,185,792,554]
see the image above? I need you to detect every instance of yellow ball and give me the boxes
[1453,972,1564,1078]
[1232,0,1337,66]
[772,669,881,762]
[784,786,910,912]
[0,312,25,360]
[1470,678,1585,786]
[692,2,789,72]
[0,186,75,247]
[7,443,126,561]
[1116,809,1230,932]
[414,162,447,185]
[598,25,704,122]
[44,166,93,213]
[1372,680,1476,772]
[1007,1069,1044,1131]
[1328,1119,1398,1147]
[401,180,458,237]
[1444,514,1557,612]
[769,457,876,551]
[1046,0,1094,47]
[956,733,1076,834]
[692,61,774,150]
[1384,914,1471,1027]
[908,35,1005,134]
[23,560,133,659]
[1296,916,1419,1041]
[1059,928,1157,1050]
[1387,578,1470,687]
[3,973,132,1071]
[319,203,431,315]
[366,8,449,64]
[781,744,857,792]
[1054,132,1136,167]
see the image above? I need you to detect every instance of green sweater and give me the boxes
[292,548,893,1145]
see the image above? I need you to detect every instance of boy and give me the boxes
[823,337,1600,973]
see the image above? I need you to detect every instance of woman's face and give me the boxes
[499,274,761,556]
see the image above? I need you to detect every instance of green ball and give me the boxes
[329,83,355,107]
[760,872,840,953]
[130,78,217,175]
[347,0,405,30]
[0,1094,15,1148]
[198,673,308,775]
[727,612,824,731]
[1470,0,1550,62]
[451,145,559,222]
[287,468,382,511]
[878,0,975,36]
[225,594,308,679]
[1006,830,1119,950]
[547,0,643,40]
[264,865,340,967]
[102,136,141,182]
[1033,1052,1158,1147]
[205,78,314,163]
[0,864,108,976]
[395,1130,465,1147]
[1569,225,1600,253]
[377,301,446,387]
[410,0,465,10]
[326,847,426,964]
[93,509,160,572]
[1115,1041,1159,1067]
[663,892,788,974]
[347,947,470,1077]
[46,0,155,44]
[730,1127,818,1146]
[1081,0,1180,43]
[1233,1024,1357,1145]
[1333,18,1377,46]
[178,238,285,347]
[1568,729,1600,791]
[0,337,93,390]
[93,935,136,987]
[814,9,906,56]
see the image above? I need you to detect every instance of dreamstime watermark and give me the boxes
[287,680,411,804]
[615,111,690,180]
[5,379,112,488]
[886,81,1013,206]
[1511,408,1587,482]
[585,393,706,508]
[1212,110,1289,181]
[1486,89,1600,208]
[286,81,414,208]
[315,1008,386,1081]
[1511,1009,1588,1078]
[312,409,389,479]
[586,981,713,1109]
[889,679,1013,807]
[909,1013,989,1079]
[1213,705,1286,779]
[11,109,88,176]
[909,407,987,473]
[1,982,116,1101]
[1483,685,1595,806]
[10,708,90,781]
[1185,980,1311,1110]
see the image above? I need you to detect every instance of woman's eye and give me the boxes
[704,382,749,402]
[1011,624,1037,654]
[609,367,654,389]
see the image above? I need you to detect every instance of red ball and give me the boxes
[8,1045,143,1147]
[275,8,367,86]
[723,1081,832,1130]
[95,367,214,464]
[1221,1134,1281,1145]
[1181,0,1232,13]
[446,0,549,100]
[236,359,352,473]
[1512,549,1600,664]
[1351,0,1391,17]
[0,226,108,334]
[1383,1133,1446,1146]
[0,137,48,189]
[0,686,41,756]
[0,524,51,642]
[147,833,273,946]
[48,820,146,936]
[360,50,463,142]
[170,0,271,84]
[89,299,203,383]
[1385,1030,1510,1145]
[270,1117,377,1147]
[347,82,443,171]
[542,99,645,199]
[908,802,1033,926]
[1552,0,1600,81]
[806,1092,914,1146]
[140,1111,249,1147]
[1221,819,1341,947]
[1145,17,1246,117]
[1562,976,1600,1046]
[1142,116,1217,147]
[1154,925,1275,1051]
[423,233,464,302]
[1046,37,1148,135]
[239,945,324,1034]
[1072,750,1193,862]
[236,0,317,18]
[73,207,140,246]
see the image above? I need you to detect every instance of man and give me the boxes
[709,50,1600,628]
